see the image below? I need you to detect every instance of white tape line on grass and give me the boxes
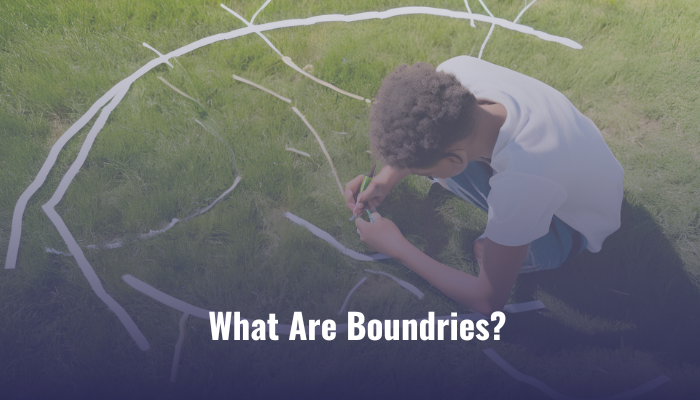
[142,43,174,68]
[284,212,390,261]
[513,1,538,24]
[157,76,205,108]
[286,147,311,158]
[463,1,477,28]
[182,176,242,223]
[122,274,351,335]
[221,3,366,102]
[232,74,292,103]
[482,348,671,400]
[338,277,367,315]
[46,176,240,255]
[364,269,424,299]
[170,313,189,383]
[41,87,151,351]
[7,5,582,270]
[291,107,345,196]
[477,0,495,60]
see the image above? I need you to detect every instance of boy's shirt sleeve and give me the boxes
[484,171,567,247]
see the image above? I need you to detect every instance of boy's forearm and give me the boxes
[393,241,496,315]
[375,165,411,188]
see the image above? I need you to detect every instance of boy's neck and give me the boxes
[467,101,507,163]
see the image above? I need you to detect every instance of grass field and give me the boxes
[1,0,699,398]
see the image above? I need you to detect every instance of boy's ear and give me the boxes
[444,152,466,165]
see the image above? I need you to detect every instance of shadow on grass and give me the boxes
[498,195,700,366]
[395,183,700,365]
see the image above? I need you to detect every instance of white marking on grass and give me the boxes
[338,277,367,315]
[483,348,671,400]
[285,147,311,158]
[221,3,366,102]
[170,313,189,383]
[364,269,424,299]
[6,4,582,352]
[157,76,205,108]
[142,42,174,68]
[477,0,495,59]
[291,107,344,196]
[40,87,151,350]
[284,212,390,261]
[513,0,538,24]
[182,176,242,222]
[232,74,291,103]
[463,0,477,28]
[282,56,366,101]
[6,5,582,270]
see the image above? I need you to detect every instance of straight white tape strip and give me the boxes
[338,277,367,315]
[290,107,344,196]
[285,147,311,158]
[232,74,292,103]
[364,268,424,299]
[170,313,189,383]
[8,5,582,270]
[482,348,671,400]
[142,42,174,68]
[157,76,205,108]
[284,212,390,261]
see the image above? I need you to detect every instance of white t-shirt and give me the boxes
[437,56,623,253]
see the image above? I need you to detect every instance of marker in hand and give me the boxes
[350,163,376,222]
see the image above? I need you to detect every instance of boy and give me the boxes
[345,57,623,315]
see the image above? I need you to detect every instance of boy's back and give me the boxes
[437,56,623,252]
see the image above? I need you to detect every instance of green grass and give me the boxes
[1,0,699,398]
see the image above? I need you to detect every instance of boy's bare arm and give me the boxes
[356,213,527,315]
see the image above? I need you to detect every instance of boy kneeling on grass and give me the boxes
[345,56,623,315]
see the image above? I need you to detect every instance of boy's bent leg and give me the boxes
[442,161,588,273]
[519,217,588,274]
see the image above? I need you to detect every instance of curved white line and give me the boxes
[514,0,538,24]
[284,212,390,261]
[6,5,582,269]
[142,42,174,68]
[338,277,367,315]
[41,87,151,351]
[463,1,477,28]
[170,313,189,383]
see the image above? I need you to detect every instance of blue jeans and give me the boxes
[442,161,587,273]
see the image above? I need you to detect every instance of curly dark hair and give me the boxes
[369,62,478,169]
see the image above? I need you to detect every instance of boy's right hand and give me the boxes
[345,165,412,218]
[344,174,389,218]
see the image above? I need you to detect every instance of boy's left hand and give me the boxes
[355,212,410,259]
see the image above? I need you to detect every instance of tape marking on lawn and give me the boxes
[483,348,671,400]
[142,43,173,68]
[170,313,189,383]
[5,3,582,354]
[7,5,582,270]
[284,212,390,261]
[291,107,345,196]
[221,3,366,102]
